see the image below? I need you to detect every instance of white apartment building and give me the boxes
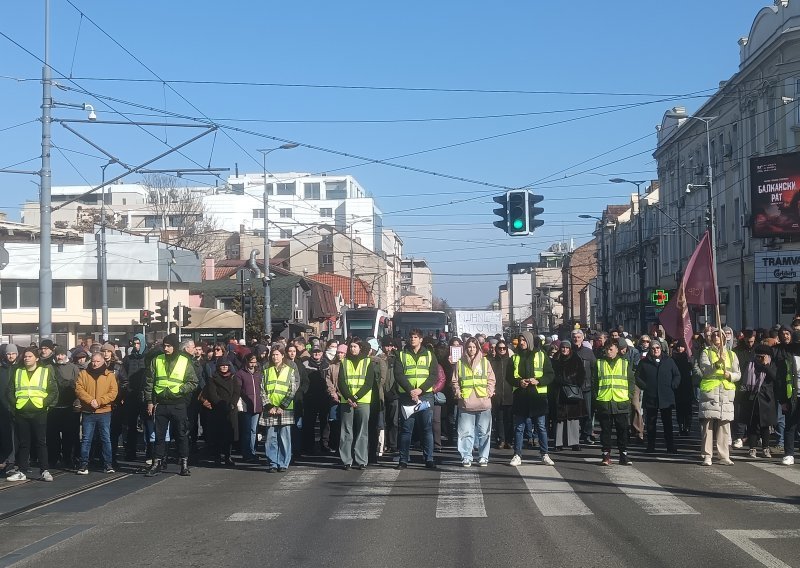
[400,259,433,311]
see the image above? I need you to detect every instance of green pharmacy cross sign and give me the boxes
[651,289,669,307]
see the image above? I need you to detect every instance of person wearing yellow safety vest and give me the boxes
[698,329,741,466]
[262,347,299,472]
[337,340,377,470]
[394,328,439,470]
[508,332,555,467]
[452,337,495,467]
[143,334,198,477]
[593,339,635,466]
[5,347,57,482]
[779,336,800,465]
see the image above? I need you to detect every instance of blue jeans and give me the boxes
[266,425,292,469]
[776,400,786,446]
[398,393,434,464]
[239,412,259,459]
[457,409,492,462]
[80,412,112,467]
[514,414,548,456]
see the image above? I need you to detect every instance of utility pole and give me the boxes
[100,161,111,342]
[166,250,175,336]
[39,0,53,338]
[176,301,183,342]
[350,223,355,308]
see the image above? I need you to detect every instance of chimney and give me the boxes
[240,224,245,235]
[204,257,216,280]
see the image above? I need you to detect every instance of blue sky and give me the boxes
[0,1,765,308]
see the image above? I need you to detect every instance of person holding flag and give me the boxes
[698,329,740,466]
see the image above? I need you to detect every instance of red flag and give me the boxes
[682,230,717,306]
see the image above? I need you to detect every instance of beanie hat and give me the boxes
[4,343,18,355]
[40,339,55,350]
[162,333,179,348]
[101,343,115,352]
[560,340,572,348]
[54,346,68,357]
[337,344,348,354]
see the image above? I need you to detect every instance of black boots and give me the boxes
[179,457,191,477]
[145,459,161,477]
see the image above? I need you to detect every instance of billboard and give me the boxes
[754,251,800,283]
[751,152,800,238]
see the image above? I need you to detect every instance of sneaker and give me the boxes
[104,465,115,474]
[462,460,472,467]
[748,448,758,459]
[619,454,633,466]
[701,457,712,466]
[764,448,772,459]
[601,453,612,466]
[782,455,795,466]
[40,470,53,482]
[509,454,522,467]
[541,454,555,466]
[395,462,408,470]
[719,458,734,466]
[478,459,489,467]
[732,438,743,449]
[76,466,89,475]
[6,471,26,481]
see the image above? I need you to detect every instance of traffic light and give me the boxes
[139,309,152,326]
[528,193,544,232]
[242,295,253,315]
[507,189,529,236]
[182,306,191,327]
[155,299,168,324]
[492,193,508,232]
[173,306,181,323]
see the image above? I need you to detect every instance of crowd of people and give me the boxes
[1,319,800,482]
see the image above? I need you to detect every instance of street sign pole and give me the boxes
[0,244,8,340]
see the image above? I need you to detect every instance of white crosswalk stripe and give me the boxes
[436,471,487,518]
[749,462,800,487]
[226,512,280,521]
[517,463,592,517]
[684,465,799,513]
[275,469,323,495]
[585,459,699,515]
[330,469,400,520]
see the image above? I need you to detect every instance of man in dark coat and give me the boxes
[47,347,81,468]
[635,342,681,453]
[571,328,596,444]
[122,333,148,461]
[0,344,18,474]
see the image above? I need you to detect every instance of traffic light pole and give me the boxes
[176,302,182,342]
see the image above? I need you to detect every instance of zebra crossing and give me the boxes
[225,456,800,522]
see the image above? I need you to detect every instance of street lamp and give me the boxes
[256,143,299,340]
[664,107,720,328]
[610,178,648,335]
[579,214,611,331]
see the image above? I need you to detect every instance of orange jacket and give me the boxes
[75,368,118,414]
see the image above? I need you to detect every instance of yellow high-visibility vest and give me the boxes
[14,366,49,410]
[341,358,372,404]
[596,358,629,403]
[154,355,189,395]
[458,358,489,399]
[398,350,431,393]
[263,365,293,410]
[699,348,736,392]
[512,351,547,394]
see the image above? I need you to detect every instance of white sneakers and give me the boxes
[509,454,522,467]
[701,457,712,466]
[719,459,734,466]
[40,470,53,482]
[6,471,26,481]
[478,459,488,467]
[541,454,555,466]
[509,454,554,466]
[462,460,472,468]
[732,438,743,449]
[783,455,795,466]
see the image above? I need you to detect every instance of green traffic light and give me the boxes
[512,218,524,230]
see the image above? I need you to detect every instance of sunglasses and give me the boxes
[496,346,507,350]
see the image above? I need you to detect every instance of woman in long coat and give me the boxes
[489,339,514,449]
[635,342,681,453]
[671,340,695,436]
[737,343,778,458]
[205,359,241,466]
[551,341,587,451]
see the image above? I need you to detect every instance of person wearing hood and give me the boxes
[205,359,241,466]
[552,341,587,451]
[237,353,264,464]
[671,339,695,437]
[47,346,81,469]
[5,347,58,482]
[508,332,555,467]
[489,338,513,449]
[122,333,148,462]
[72,349,89,370]
[0,344,18,476]
[635,340,681,454]
[452,337,495,466]
[594,338,635,466]
[338,340,377,470]
[143,333,198,477]
[738,343,778,459]
[698,329,741,466]
[75,352,118,474]
[378,337,400,455]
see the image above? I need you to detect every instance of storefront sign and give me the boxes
[754,251,800,283]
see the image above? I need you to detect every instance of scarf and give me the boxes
[744,362,765,393]
[87,363,108,379]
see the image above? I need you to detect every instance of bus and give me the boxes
[392,310,449,340]
[339,308,391,340]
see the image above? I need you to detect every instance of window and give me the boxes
[321,253,333,265]
[280,229,292,239]
[144,216,160,229]
[718,204,726,243]
[253,209,264,219]
[321,234,333,247]
[83,282,144,309]
[325,181,347,199]
[276,182,295,195]
[734,198,741,240]
[1,281,65,309]
[279,208,292,218]
[320,208,333,218]
[304,182,321,200]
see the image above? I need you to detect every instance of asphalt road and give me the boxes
[2,434,800,568]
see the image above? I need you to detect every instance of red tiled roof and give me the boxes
[308,273,373,307]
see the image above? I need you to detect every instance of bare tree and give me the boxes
[432,296,450,311]
[141,174,221,258]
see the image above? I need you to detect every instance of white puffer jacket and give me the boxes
[697,347,741,421]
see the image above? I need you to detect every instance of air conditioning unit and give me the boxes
[294,309,304,320]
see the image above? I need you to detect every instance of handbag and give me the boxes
[434,392,446,406]
[561,383,583,402]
